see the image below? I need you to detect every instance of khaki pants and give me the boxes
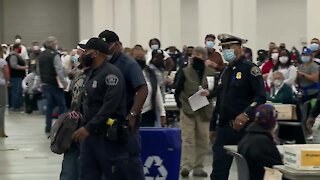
[180,110,209,170]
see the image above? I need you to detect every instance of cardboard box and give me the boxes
[283,144,320,170]
[269,104,297,120]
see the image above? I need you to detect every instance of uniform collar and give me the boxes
[228,56,245,68]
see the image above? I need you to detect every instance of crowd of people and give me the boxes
[1,31,320,180]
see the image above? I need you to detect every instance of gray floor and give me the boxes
[0,110,237,180]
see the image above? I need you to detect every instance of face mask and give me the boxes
[192,57,205,70]
[309,43,319,52]
[222,49,236,63]
[72,55,79,62]
[151,44,159,50]
[187,53,192,57]
[136,59,146,69]
[206,41,215,48]
[82,53,94,67]
[107,55,113,61]
[301,56,311,63]
[279,56,289,64]
[271,53,279,61]
[274,79,283,87]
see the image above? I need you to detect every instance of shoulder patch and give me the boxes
[250,66,262,76]
[105,74,119,85]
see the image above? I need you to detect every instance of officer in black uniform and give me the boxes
[203,34,266,180]
[72,38,128,180]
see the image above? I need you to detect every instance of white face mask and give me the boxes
[150,44,159,50]
[279,56,289,64]
[271,53,279,61]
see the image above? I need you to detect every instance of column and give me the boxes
[232,0,257,60]
[79,0,114,40]
[133,0,161,49]
[198,0,232,47]
[306,0,320,43]
[160,0,181,49]
[114,0,132,47]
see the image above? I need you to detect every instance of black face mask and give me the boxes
[136,59,146,69]
[192,57,205,70]
[187,53,192,57]
[82,53,94,67]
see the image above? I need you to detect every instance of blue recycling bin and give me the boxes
[140,128,181,180]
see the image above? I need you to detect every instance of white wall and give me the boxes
[181,0,199,47]
[257,0,307,52]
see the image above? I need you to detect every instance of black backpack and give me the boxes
[50,111,81,154]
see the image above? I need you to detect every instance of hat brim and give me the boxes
[219,41,243,46]
[78,44,86,49]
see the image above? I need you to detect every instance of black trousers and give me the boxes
[140,110,156,127]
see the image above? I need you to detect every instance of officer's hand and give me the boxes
[200,89,209,96]
[233,113,249,130]
[72,127,90,142]
[209,131,216,144]
[307,117,316,134]
[161,116,167,127]
[128,115,136,132]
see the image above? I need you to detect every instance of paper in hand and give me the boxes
[188,90,209,111]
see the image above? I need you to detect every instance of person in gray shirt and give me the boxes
[38,36,67,133]
[297,48,319,102]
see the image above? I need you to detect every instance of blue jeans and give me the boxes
[10,77,23,109]
[60,143,79,180]
[210,126,245,180]
[42,84,66,131]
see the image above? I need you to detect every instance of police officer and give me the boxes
[202,34,266,180]
[72,38,128,180]
[99,30,148,180]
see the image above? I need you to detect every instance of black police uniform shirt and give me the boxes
[210,56,266,130]
[81,61,127,134]
[109,51,146,113]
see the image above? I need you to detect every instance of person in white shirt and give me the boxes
[14,35,29,61]
[267,48,297,89]
[0,46,9,137]
[135,57,166,127]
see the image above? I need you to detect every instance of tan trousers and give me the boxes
[180,110,209,170]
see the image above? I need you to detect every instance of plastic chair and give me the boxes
[227,151,250,180]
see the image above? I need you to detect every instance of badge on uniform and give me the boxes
[92,80,97,88]
[236,72,242,79]
[250,66,262,77]
[105,74,118,86]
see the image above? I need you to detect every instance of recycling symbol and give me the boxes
[144,156,168,180]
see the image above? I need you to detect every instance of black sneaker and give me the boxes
[180,167,190,177]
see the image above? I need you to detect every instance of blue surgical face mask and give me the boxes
[206,41,215,48]
[309,43,319,52]
[151,44,159,50]
[222,49,237,63]
[71,55,79,62]
[301,55,311,63]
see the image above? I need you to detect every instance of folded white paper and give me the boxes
[263,167,282,180]
[188,90,209,111]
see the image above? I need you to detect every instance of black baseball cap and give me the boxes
[79,37,109,54]
[99,30,120,43]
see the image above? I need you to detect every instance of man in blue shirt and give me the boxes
[99,30,148,180]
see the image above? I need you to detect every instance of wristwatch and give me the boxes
[130,111,137,117]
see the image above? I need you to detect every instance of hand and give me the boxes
[298,71,306,77]
[200,89,210,97]
[233,113,249,130]
[128,115,136,132]
[164,76,173,85]
[205,60,218,68]
[161,116,167,127]
[72,127,90,142]
[306,117,316,134]
[24,66,29,70]
[209,131,216,143]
